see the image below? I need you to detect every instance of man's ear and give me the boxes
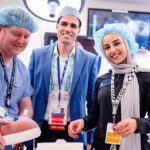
[78,27,81,35]
[56,23,58,31]
[0,25,4,33]
[0,25,2,32]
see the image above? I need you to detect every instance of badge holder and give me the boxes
[49,113,66,131]
[105,123,121,145]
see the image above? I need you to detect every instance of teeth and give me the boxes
[14,44,23,47]
[64,34,70,36]
[112,54,119,59]
[15,46,21,47]
[63,33,71,36]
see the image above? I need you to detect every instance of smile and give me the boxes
[111,53,120,59]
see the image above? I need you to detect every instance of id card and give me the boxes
[105,123,121,145]
[51,113,65,124]
[49,96,67,126]
[49,113,66,131]
[48,93,68,130]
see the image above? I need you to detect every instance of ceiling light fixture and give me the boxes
[23,0,85,22]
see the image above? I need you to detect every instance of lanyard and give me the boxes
[0,53,15,107]
[111,67,136,126]
[57,56,69,101]
[51,55,74,102]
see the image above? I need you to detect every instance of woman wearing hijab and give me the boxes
[68,23,150,150]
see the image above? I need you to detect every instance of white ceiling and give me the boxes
[93,0,150,4]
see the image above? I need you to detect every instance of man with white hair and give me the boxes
[27,5,97,150]
[0,6,38,150]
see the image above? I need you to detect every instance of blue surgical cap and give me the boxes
[57,6,82,27]
[0,6,38,33]
[93,23,139,57]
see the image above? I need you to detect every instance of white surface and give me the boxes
[98,58,111,76]
[4,127,41,145]
[135,50,150,69]
[37,142,83,150]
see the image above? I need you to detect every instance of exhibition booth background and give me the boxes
[0,0,150,75]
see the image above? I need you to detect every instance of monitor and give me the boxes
[87,8,150,50]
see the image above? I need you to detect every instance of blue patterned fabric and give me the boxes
[94,23,139,57]
[0,6,38,33]
[57,6,82,26]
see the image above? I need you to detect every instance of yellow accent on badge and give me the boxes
[105,123,121,145]
[106,132,121,144]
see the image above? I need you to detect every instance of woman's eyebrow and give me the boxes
[113,39,120,43]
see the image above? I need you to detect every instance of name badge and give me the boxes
[48,93,68,131]
[105,123,121,145]
[49,113,66,131]
[51,113,65,124]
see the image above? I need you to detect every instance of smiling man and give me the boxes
[27,6,98,150]
[0,6,38,150]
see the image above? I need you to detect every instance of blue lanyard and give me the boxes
[50,55,74,102]
[57,56,69,101]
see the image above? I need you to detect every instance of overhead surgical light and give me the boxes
[47,0,60,18]
[23,0,85,22]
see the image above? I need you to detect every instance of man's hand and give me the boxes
[0,118,10,149]
[0,132,5,150]
[68,119,84,138]
[13,143,24,150]
[0,118,9,125]
[114,118,138,138]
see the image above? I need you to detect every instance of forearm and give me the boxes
[134,117,150,134]
[83,116,97,131]
[18,97,33,118]
[19,106,33,118]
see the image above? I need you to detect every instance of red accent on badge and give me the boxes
[51,115,64,124]
[50,125,66,131]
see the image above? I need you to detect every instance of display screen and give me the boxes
[88,8,150,50]
[44,32,97,54]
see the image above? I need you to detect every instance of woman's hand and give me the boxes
[114,118,138,138]
[68,119,84,138]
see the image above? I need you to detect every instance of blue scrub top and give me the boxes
[0,56,33,150]
[0,56,33,115]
